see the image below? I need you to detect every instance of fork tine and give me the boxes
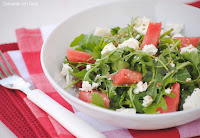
[0,70,5,78]
[0,51,15,75]
[0,60,10,76]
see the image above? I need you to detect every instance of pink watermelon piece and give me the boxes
[79,90,110,108]
[110,69,143,85]
[67,49,95,64]
[174,37,200,49]
[141,22,162,49]
[157,83,180,113]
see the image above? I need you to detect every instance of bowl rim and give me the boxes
[41,0,200,120]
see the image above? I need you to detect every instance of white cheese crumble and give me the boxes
[60,63,73,77]
[142,44,158,56]
[116,108,136,114]
[92,82,99,88]
[133,16,151,35]
[183,88,200,110]
[86,65,92,71]
[101,42,116,55]
[186,78,191,82]
[79,81,93,92]
[94,27,111,37]
[60,63,74,85]
[134,81,148,94]
[79,81,99,92]
[142,95,153,107]
[170,62,175,68]
[118,38,139,50]
[172,33,184,38]
[165,23,184,35]
[180,44,198,54]
[135,34,140,39]
[165,88,172,94]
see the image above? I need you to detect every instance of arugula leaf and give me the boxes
[91,46,101,59]
[100,64,110,76]
[146,81,159,99]
[112,59,130,72]
[174,68,191,81]
[160,29,173,39]
[147,68,162,99]
[181,52,199,67]
[133,92,146,113]
[142,64,147,76]
[70,69,87,80]
[84,64,100,83]
[91,39,109,59]
[70,34,100,52]
[119,91,126,108]
[79,34,100,51]
[70,34,84,47]
[111,27,120,35]
[143,97,167,114]
[91,92,106,108]
[108,50,123,63]
[127,84,137,108]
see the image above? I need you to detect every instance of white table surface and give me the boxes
[0,0,196,137]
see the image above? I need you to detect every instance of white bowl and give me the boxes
[41,0,200,130]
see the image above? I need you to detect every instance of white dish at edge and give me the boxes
[41,0,200,130]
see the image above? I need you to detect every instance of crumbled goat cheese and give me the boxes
[186,78,191,82]
[79,81,93,92]
[142,95,153,107]
[170,62,175,68]
[165,23,184,35]
[79,81,99,92]
[183,88,200,110]
[86,65,92,71]
[142,44,158,56]
[165,88,172,94]
[60,63,73,77]
[94,27,111,37]
[133,16,151,35]
[180,44,198,54]
[92,82,99,88]
[118,38,139,50]
[134,81,148,94]
[60,63,74,85]
[116,108,136,114]
[135,34,140,39]
[172,33,184,38]
[101,42,116,55]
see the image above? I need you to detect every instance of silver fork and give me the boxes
[0,51,105,138]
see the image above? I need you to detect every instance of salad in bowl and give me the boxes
[60,16,200,114]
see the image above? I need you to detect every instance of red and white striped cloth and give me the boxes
[0,2,200,137]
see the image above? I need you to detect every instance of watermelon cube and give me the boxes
[110,69,143,85]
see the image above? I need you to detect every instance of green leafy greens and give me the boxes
[63,17,200,114]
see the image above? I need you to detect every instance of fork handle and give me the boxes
[27,89,105,138]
